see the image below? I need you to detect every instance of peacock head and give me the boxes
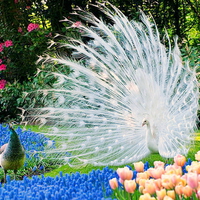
[142,119,150,127]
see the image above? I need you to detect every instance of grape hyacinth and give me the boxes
[0,167,116,200]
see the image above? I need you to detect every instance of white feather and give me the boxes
[24,3,199,166]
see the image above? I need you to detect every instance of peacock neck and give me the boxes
[145,123,159,153]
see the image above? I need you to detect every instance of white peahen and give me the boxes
[24,3,199,166]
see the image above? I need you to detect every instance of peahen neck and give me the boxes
[8,128,23,150]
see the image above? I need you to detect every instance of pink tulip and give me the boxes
[136,172,149,183]
[116,166,133,183]
[148,167,165,179]
[139,193,156,200]
[161,175,174,189]
[165,164,182,175]
[167,190,175,199]
[163,196,173,200]
[175,184,183,195]
[134,161,144,172]
[143,179,156,195]
[154,161,165,169]
[156,189,166,200]
[187,172,198,189]
[174,154,186,167]
[109,178,118,190]
[154,179,162,191]
[124,179,136,193]
[182,185,193,197]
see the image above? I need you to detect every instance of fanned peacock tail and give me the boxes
[23,3,199,166]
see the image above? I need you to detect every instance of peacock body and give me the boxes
[24,3,199,166]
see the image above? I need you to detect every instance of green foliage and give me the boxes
[0,68,56,122]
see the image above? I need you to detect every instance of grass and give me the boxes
[44,132,200,177]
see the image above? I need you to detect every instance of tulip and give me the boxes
[174,154,186,167]
[154,179,162,191]
[182,185,193,197]
[195,151,200,161]
[136,172,149,183]
[170,174,180,186]
[177,177,186,186]
[167,190,175,199]
[124,179,136,193]
[116,166,133,183]
[156,189,166,200]
[143,179,156,195]
[154,161,165,169]
[165,164,182,175]
[148,167,164,179]
[187,161,200,174]
[175,184,183,195]
[187,172,198,189]
[134,161,144,172]
[138,178,146,188]
[139,193,156,200]
[109,178,118,190]
[161,175,174,189]
[163,196,173,200]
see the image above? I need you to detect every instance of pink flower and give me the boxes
[186,172,198,189]
[156,189,166,200]
[0,43,4,52]
[182,185,193,197]
[154,161,165,169]
[27,23,40,32]
[72,21,82,28]
[18,27,23,33]
[4,40,13,47]
[124,180,136,193]
[109,178,118,190]
[116,166,133,184]
[134,161,144,172]
[174,154,186,167]
[0,59,2,64]
[0,79,6,89]
[148,167,165,179]
[143,179,157,195]
[14,0,18,3]
[0,64,6,71]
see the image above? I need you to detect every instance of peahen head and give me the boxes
[8,125,22,147]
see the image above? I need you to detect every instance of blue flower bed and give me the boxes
[0,167,116,200]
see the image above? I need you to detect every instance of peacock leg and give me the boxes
[14,169,17,180]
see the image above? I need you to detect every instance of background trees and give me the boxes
[0,0,199,122]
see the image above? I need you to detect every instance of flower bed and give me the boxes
[109,153,200,200]
[0,167,116,200]
[0,154,199,199]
